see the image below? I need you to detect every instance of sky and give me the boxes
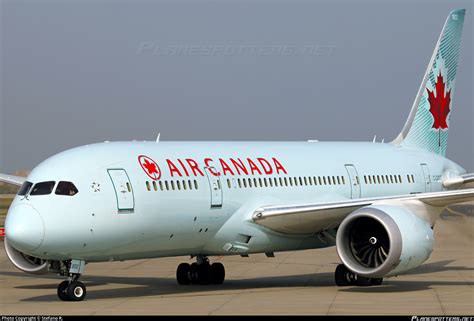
[0,0,472,174]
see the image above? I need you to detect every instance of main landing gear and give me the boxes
[57,259,87,301]
[176,256,225,285]
[334,264,383,287]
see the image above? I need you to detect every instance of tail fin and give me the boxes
[392,9,465,156]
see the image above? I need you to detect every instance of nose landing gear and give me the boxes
[57,277,86,301]
[176,256,225,285]
[57,259,87,301]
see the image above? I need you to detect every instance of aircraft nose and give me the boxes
[5,204,45,253]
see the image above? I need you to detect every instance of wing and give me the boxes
[0,174,26,187]
[443,173,474,188]
[252,188,474,234]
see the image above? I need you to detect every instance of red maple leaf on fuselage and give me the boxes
[143,159,158,175]
[427,72,451,130]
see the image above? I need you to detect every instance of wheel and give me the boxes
[176,263,191,285]
[67,281,86,301]
[196,264,211,285]
[355,276,372,286]
[57,280,69,301]
[370,278,383,286]
[335,264,351,286]
[210,262,225,284]
[190,263,199,284]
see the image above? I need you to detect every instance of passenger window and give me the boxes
[243,179,247,188]
[227,179,231,188]
[183,180,187,190]
[304,177,309,186]
[165,181,169,190]
[342,176,345,185]
[274,177,278,187]
[278,177,282,186]
[18,181,33,196]
[30,181,56,196]
[411,174,415,183]
[299,177,303,186]
[55,181,79,196]
[332,176,336,185]
[194,180,198,189]
[159,181,164,191]
[238,178,242,188]
[390,175,394,184]
[152,181,157,191]
[327,176,332,185]
[382,176,386,184]
[248,178,253,188]
[146,181,150,191]
[188,180,193,190]
[398,175,402,183]
[284,177,288,186]
[364,176,367,184]
[259,178,263,187]
[289,177,293,186]
[265,178,269,187]
[177,181,181,190]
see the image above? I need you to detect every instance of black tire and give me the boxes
[370,278,383,286]
[67,281,86,301]
[355,276,372,286]
[210,262,225,284]
[335,264,351,286]
[196,264,211,285]
[57,281,69,301]
[176,263,191,285]
[190,263,199,284]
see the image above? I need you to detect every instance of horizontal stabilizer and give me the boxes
[442,173,474,188]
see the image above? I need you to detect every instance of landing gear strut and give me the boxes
[57,259,87,301]
[334,264,383,286]
[176,256,225,285]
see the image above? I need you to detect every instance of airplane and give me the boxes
[1,9,473,302]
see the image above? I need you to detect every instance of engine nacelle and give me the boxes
[336,204,434,278]
[4,237,49,274]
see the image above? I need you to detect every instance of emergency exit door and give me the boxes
[204,166,223,208]
[108,169,135,211]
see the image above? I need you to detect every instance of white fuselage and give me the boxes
[5,141,465,262]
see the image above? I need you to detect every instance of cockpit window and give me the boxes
[30,181,56,196]
[55,181,79,196]
[17,181,33,196]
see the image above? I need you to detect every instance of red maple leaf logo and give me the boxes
[138,155,161,180]
[427,72,451,130]
[143,159,158,175]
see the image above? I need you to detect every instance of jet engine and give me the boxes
[4,237,49,274]
[336,204,434,278]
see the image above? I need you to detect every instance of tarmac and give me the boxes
[0,204,473,315]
